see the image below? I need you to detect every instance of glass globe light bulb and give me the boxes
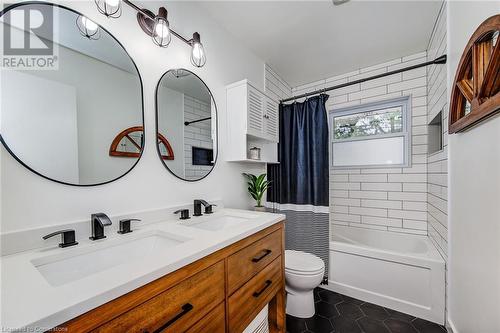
[155,20,170,39]
[190,32,206,67]
[104,0,120,7]
[152,8,171,47]
[82,17,98,33]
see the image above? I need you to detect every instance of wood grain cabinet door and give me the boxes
[185,303,225,333]
[94,261,224,333]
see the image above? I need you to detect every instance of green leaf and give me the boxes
[243,172,271,205]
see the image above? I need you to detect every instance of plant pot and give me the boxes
[254,206,267,212]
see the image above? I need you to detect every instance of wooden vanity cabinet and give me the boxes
[57,221,285,333]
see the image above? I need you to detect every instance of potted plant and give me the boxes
[243,173,271,212]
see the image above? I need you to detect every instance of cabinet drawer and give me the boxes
[228,256,282,333]
[227,229,282,294]
[95,261,224,333]
[186,302,225,333]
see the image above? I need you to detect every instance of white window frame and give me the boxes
[329,96,412,169]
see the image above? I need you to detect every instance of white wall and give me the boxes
[0,0,266,233]
[427,2,448,262]
[1,71,80,184]
[293,52,430,236]
[158,86,185,177]
[447,2,500,332]
[264,64,292,102]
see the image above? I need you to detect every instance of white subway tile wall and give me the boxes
[426,3,448,261]
[184,95,213,180]
[293,51,430,236]
[264,64,293,102]
[264,21,448,246]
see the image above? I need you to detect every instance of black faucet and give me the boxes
[118,218,141,234]
[204,203,217,214]
[193,200,217,216]
[174,209,190,220]
[42,229,78,248]
[90,213,112,240]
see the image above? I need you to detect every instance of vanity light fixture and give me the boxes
[93,0,207,67]
[152,7,171,47]
[76,15,100,40]
[95,0,122,18]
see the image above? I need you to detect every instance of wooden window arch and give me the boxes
[449,15,500,133]
[109,126,174,160]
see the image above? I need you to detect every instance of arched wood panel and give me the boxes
[449,15,500,133]
[109,126,174,160]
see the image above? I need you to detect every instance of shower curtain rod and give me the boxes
[184,117,211,126]
[280,54,447,104]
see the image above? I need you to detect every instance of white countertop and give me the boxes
[0,208,285,331]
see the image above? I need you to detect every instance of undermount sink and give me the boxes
[181,212,259,231]
[32,231,189,287]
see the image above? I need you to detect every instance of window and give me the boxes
[333,106,403,139]
[329,96,411,168]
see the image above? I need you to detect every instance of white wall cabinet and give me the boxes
[226,80,279,163]
[244,82,279,142]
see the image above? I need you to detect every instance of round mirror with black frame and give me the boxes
[155,69,217,181]
[0,2,144,186]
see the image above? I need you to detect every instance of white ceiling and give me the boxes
[161,70,212,103]
[196,0,443,87]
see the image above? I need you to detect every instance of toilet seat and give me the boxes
[285,266,324,276]
[285,250,325,275]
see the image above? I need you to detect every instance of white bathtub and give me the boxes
[323,225,445,324]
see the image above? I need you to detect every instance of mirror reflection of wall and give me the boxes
[0,3,143,186]
[156,69,217,181]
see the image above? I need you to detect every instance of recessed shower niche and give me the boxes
[428,110,443,155]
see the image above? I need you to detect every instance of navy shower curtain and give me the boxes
[267,94,330,281]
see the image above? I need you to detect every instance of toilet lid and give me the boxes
[285,250,325,273]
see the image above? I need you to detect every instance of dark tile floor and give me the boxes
[286,288,447,333]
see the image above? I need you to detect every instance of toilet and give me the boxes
[284,250,325,318]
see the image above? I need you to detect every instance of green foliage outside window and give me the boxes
[334,107,403,140]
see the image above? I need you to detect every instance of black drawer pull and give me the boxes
[253,280,272,298]
[252,249,272,262]
[152,303,193,333]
